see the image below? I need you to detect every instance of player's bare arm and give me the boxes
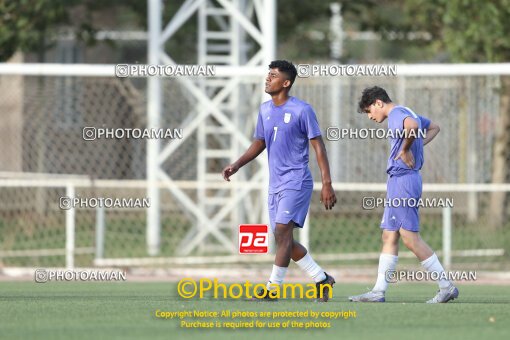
[222,139,266,181]
[394,116,418,168]
[423,122,440,145]
[310,136,336,210]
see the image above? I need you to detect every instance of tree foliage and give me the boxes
[2,0,509,63]
[401,0,510,62]
[0,0,76,61]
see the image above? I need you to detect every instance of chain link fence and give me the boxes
[0,71,508,270]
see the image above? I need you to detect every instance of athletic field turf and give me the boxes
[1,282,508,340]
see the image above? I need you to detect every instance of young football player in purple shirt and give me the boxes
[349,86,459,303]
[222,60,337,301]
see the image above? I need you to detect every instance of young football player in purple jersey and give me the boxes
[349,86,459,303]
[222,60,337,302]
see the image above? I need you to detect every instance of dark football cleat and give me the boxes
[316,272,335,302]
[251,287,279,301]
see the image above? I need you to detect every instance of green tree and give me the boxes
[402,0,510,226]
[0,0,201,63]
[0,0,77,61]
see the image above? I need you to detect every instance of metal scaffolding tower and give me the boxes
[146,0,275,255]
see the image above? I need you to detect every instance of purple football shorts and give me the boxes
[268,184,313,232]
[380,171,422,232]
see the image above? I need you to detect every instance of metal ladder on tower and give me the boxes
[195,0,245,253]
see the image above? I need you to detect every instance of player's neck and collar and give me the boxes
[270,92,292,107]
[384,102,397,119]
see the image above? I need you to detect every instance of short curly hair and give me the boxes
[358,86,392,113]
[268,60,297,88]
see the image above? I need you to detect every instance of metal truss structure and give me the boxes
[146,0,276,255]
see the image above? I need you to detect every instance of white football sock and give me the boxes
[295,252,327,283]
[421,253,451,289]
[267,265,288,290]
[372,253,398,292]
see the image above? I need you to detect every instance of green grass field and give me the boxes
[1,282,509,340]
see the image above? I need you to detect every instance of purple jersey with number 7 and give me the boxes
[254,96,322,194]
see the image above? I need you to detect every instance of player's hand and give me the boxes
[394,149,415,168]
[320,184,336,210]
[222,163,239,181]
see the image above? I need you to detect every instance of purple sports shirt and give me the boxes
[387,105,431,176]
[254,96,322,193]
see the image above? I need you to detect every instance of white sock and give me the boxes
[421,253,451,289]
[267,265,288,290]
[372,253,398,292]
[295,252,327,283]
